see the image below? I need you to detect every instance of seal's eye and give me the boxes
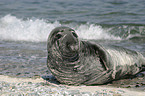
[56,34,62,39]
[72,32,78,38]
[60,30,64,32]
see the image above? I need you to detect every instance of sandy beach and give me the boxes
[0,75,145,96]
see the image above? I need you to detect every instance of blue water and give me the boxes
[0,0,145,24]
[0,0,145,78]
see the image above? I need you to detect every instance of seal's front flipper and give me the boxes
[84,70,113,85]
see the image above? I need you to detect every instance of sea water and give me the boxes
[0,0,144,77]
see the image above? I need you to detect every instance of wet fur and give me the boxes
[47,26,145,85]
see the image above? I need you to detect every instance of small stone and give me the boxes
[95,91,107,96]
[141,83,145,85]
[102,93,108,96]
[135,84,140,87]
[117,90,125,93]
[25,72,29,74]
[40,82,46,86]
[50,85,57,88]
[109,91,115,93]
[64,90,80,95]
[0,87,2,91]
[124,85,131,88]
[27,92,39,96]
[28,82,32,84]
[16,73,21,75]
[102,89,107,92]
[113,93,122,96]
[32,75,41,79]
[81,92,92,96]
[12,86,16,89]
[17,83,21,85]
[121,83,124,85]
[59,85,66,88]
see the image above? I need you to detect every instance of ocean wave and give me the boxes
[75,24,121,40]
[0,15,61,42]
[0,15,144,42]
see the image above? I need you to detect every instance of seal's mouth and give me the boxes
[65,42,79,53]
[69,44,79,52]
[61,40,76,50]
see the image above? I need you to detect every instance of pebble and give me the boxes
[0,80,143,96]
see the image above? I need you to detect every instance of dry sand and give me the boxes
[0,75,145,96]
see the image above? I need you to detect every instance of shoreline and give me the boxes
[0,75,145,96]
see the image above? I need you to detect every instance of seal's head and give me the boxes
[47,27,83,85]
[48,26,79,57]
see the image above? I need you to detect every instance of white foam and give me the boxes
[75,24,121,40]
[0,15,121,42]
[0,15,61,42]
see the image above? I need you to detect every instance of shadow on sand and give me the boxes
[41,72,145,91]
[42,75,60,85]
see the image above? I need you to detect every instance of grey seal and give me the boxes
[47,26,145,85]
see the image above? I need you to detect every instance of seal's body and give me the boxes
[47,26,145,85]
